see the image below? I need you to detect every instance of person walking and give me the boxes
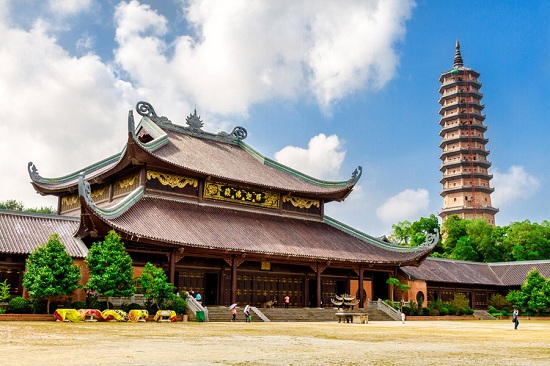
[231,307,237,322]
[284,295,290,309]
[401,312,406,324]
[512,309,519,330]
[244,305,251,323]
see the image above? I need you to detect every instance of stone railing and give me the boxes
[368,299,401,321]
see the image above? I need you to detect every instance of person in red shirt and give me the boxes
[284,295,290,309]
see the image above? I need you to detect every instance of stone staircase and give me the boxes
[474,310,496,320]
[201,306,392,322]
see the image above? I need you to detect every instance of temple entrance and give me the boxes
[372,272,389,301]
[308,279,317,307]
[204,273,218,306]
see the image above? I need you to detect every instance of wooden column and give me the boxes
[231,256,238,305]
[316,263,322,308]
[358,265,364,308]
[169,251,176,284]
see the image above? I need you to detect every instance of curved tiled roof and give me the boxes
[147,130,358,198]
[82,193,433,265]
[400,257,502,286]
[400,257,550,287]
[0,210,87,258]
[29,105,360,201]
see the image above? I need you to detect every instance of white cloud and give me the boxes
[48,0,92,15]
[274,134,346,180]
[491,165,540,207]
[0,19,137,208]
[376,188,430,223]
[113,0,415,115]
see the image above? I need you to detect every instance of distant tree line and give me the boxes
[390,214,550,262]
[0,199,55,214]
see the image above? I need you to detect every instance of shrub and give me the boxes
[29,299,46,314]
[71,301,86,310]
[439,307,449,316]
[459,307,473,316]
[8,297,31,314]
[168,297,188,315]
[488,294,510,310]
[500,306,509,315]
[401,306,411,316]
[450,293,470,314]
[429,308,439,316]
[0,280,10,302]
[428,299,443,311]
[422,307,431,316]
[86,294,100,309]
[0,308,5,314]
[487,305,498,314]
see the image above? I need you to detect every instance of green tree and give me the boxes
[441,214,468,256]
[22,233,82,314]
[139,262,175,310]
[0,199,24,211]
[451,236,479,261]
[85,231,135,309]
[0,280,10,302]
[24,206,55,214]
[389,220,412,245]
[506,269,550,315]
[505,221,550,261]
[409,214,440,247]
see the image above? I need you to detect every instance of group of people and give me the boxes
[188,290,202,303]
[230,295,291,322]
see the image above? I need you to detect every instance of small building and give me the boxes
[399,257,550,309]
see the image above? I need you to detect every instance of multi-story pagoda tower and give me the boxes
[438,41,498,225]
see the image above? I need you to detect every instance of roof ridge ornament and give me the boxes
[78,172,94,208]
[136,101,172,125]
[348,166,362,183]
[27,162,42,181]
[419,229,439,249]
[185,109,204,132]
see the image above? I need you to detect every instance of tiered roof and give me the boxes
[0,210,87,258]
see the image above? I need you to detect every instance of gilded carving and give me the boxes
[91,186,108,200]
[147,170,198,188]
[282,195,320,209]
[61,194,79,211]
[203,181,280,209]
[118,174,139,189]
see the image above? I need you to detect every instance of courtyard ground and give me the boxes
[2,319,549,365]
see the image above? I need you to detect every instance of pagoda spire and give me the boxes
[454,39,463,68]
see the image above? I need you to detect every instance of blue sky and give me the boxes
[1,0,549,236]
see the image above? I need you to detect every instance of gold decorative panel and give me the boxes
[61,194,79,212]
[113,173,139,196]
[147,170,198,188]
[91,185,109,201]
[282,195,320,209]
[204,181,280,209]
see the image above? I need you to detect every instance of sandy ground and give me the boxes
[2,320,549,366]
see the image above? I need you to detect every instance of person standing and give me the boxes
[284,295,290,309]
[401,312,406,324]
[513,309,519,330]
[231,307,237,322]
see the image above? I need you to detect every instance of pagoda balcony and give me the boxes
[438,79,482,93]
[438,90,483,104]
[439,112,486,124]
[439,148,490,160]
[440,185,495,195]
[439,103,485,115]
[439,135,489,147]
[439,205,499,216]
[439,122,487,135]
[439,160,492,171]
[439,172,493,182]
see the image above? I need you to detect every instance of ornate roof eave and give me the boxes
[78,172,144,220]
[239,141,363,189]
[132,101,362,201]
[28,146,127,195]
[323,216,439,266]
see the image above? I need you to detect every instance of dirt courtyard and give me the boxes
[2,319,549,365]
